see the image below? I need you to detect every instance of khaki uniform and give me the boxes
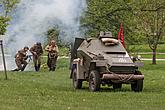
[14,49,28,71]
[45,44,59,71]
[30,44,43,71]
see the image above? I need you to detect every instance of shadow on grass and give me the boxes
[67,85,133,93]
[66,83,165,93]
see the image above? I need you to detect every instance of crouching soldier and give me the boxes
[12,46,29,71]
[45,40,59,71]
[30,42,43,71]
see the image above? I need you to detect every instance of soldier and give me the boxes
[30,42,43,71]
[45,40,59,71]
[12,46,29,71]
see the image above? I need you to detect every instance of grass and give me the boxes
[128,43,165,59]
[140,54,165,59]
[129,44,165,53]
[0,59,165,110]
[129,53,165,59]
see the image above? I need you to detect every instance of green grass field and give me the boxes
[140,54,165,59]
[129,44,165,53]
[0,58,165,110]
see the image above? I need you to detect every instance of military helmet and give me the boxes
[24,46,29,50]
[36,42,41,45]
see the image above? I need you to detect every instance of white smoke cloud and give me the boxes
[2,0,87,70]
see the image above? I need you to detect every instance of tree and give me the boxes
[0,0,19,35]
[136,0,165,64]
[81,0,165,64]
[47,28,60,45]
[81,0,145,48]
[0,16,10,35]
[82,0,127,36]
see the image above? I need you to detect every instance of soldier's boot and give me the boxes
[38,64,41,71]
[21,65,27,71]
[34,65,38,71]
[52,67,56,71]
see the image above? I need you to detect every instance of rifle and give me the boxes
[26,55,33,62]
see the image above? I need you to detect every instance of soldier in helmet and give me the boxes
[45,40,59,71]
[30,42,43,71]
[12,46,29,71]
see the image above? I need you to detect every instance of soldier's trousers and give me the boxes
[33,55,41,71]
[15,59,27,71]
[47,54,58,71]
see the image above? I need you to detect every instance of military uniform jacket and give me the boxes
[45,44,59,57]
[30,44,43,56]
[15,49,27,60]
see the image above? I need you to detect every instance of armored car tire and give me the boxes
[89,70,100,92]
[113,83,122,89]
[131,79,143,92]
[72,68,82,89]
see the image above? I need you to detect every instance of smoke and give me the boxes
[2,0,87,70]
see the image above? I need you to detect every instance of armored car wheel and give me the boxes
[131,79,143,92]
[113,83,122,89]
[72,68,82,89]
[89,70,100,92]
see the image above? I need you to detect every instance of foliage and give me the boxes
[81,0,146,45]
[82,0,121,36]
[140,0,165,42]
[0,0,20,17]
[81,0,165,64]
[134,0,165,64]
[47,28,59,42]
[0,0,19,35]
[47,28,71,47]
[0,16,9,35]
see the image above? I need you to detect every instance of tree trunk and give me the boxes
[152,48,156,64]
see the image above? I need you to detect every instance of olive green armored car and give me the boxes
[70,32,144,92]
